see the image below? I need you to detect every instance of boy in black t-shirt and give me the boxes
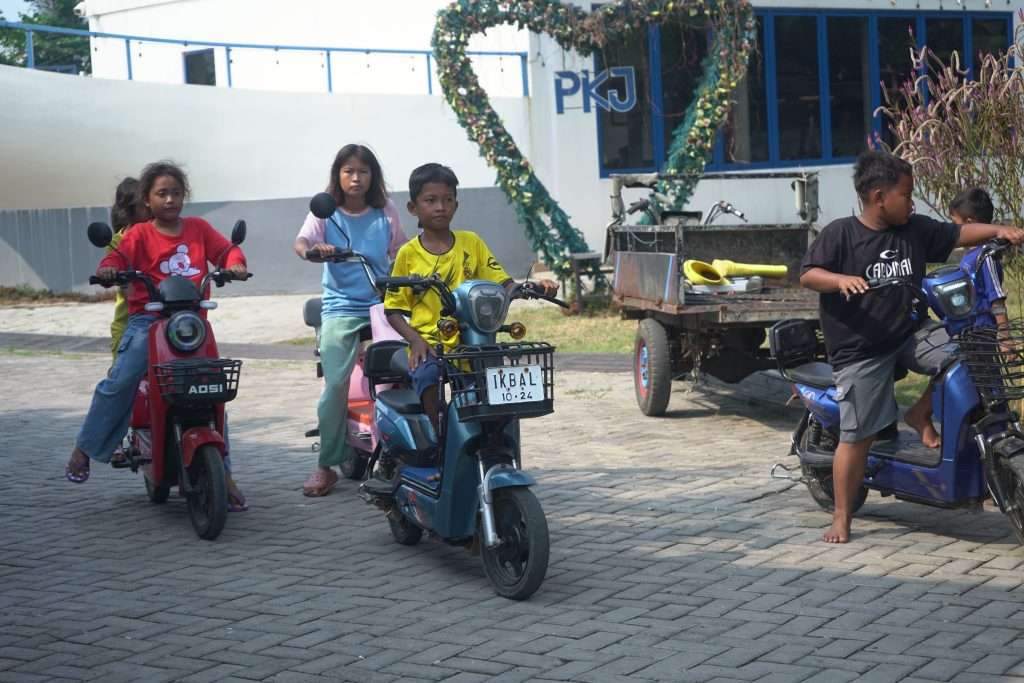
[800,151,1024,544]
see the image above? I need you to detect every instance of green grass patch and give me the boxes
[277,306,636,354]
[0,284,114,305]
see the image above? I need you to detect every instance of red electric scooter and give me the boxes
[86,220,250,540]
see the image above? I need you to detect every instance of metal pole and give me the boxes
[425,53,432,95]
[125,38,132,80]
[225,46,232,87]
[520,53,528,97]
[25,29,34,69]
[326,49,333,93]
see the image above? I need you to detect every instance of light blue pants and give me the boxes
[317,315,369,468]
[76,314,234,468]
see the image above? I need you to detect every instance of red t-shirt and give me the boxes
[99,217,246,315]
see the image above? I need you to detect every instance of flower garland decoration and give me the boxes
[433,0,755,278]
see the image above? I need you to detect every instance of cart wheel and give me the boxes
[634,319,672,416]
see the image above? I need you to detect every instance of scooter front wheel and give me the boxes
[480,487,549,601]
[997,457,1024,545]
[187,445,228,541]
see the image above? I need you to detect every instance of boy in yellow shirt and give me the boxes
[384,163,557,425]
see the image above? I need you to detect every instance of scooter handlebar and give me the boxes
[516,281,571,309]
[304,248,356,263]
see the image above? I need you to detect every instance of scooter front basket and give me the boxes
[958,320,1024,406]
[443,342,554,422]
[153,358,243,407]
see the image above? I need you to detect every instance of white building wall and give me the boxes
[80,0,529,97]
[0,65,530,210]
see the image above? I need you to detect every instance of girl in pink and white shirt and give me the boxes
[293,144,406,496]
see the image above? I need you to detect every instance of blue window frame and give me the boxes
[595,9,1013,177]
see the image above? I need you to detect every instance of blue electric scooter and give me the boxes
[359,274,567,600]
[770,238,1024,541]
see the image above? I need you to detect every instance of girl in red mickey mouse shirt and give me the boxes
[65,161,248,510]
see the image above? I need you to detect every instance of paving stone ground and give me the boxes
[4,350,1024,682]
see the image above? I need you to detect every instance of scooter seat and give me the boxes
[303,298,322,329]
[787,361,834,388]
[377,388,423,414]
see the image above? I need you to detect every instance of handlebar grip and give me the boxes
[88,275,109,287]
[304,249,320,261]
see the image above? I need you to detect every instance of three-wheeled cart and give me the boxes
[607,172,821,415]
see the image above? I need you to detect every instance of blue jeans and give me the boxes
[76,314,155,463]
[410,356,444,399]
[76,314,235,467]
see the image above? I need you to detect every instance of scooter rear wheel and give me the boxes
[145,477,170,504]
[802,463,867,515]
[388,510,423,546]
[341,451,369,480]
[187,445,228,541]
[480,488,549,601]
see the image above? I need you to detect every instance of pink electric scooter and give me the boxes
[302,192,402,479]
[303,299,401,478]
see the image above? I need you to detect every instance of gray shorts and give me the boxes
[832,321,952,443]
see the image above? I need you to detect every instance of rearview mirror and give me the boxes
[310,192,337,220]
[87,222,113,248]
[230,219,247,245]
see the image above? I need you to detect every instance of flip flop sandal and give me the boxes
[65,458,90,484]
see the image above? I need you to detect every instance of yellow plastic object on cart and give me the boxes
[682,260,727,285]
[711,259,788,279]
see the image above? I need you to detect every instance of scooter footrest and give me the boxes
[305,428,320,438]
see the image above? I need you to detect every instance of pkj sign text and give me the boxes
[554,66,637,115]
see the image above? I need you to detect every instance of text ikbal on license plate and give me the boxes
[485,365,543,405]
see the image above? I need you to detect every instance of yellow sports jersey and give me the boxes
[384,230,511,350]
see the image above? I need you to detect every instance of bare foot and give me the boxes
[822,515,851,543]
[904,406,941,449]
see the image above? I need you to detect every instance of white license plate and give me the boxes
[485,365,543,405]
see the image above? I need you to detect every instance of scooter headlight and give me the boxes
[466,283,509,333]
[166,310,206,352]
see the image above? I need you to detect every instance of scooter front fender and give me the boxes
[487,469,536,491]
[181,427,225,467]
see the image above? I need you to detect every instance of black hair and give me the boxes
[949,187,994,224]
[138,160,191,205]
[853,150,913,199]
[408,163,459,201]
[110,177,142,231]
[327,144,388,209]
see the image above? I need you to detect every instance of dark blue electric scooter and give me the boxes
[771,239,1024,541]
[359,274,567,599]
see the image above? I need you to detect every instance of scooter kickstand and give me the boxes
[770,462,804,483]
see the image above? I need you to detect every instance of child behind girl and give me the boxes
[293,144,406,497]
[65,161,249,508]
[108,177,150,359]
[950,188,1010,327]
